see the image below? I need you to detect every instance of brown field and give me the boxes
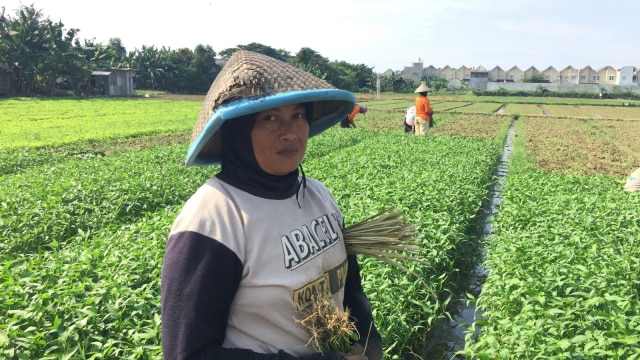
[540,104,640,120]
[430,114,509,142]
[579,105,640,120]
[518,117,640,177]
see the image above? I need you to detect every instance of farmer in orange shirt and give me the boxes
[340,104,368,128]
[414,82,434,135]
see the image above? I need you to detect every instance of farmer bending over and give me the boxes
[340,104,367,128]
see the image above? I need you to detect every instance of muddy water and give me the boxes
[418,121,516,359]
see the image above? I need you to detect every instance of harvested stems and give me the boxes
[296,209,437,353]
[343,207,436,299]
[362,322,373,356]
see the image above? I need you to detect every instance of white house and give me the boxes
[617,66,638,86]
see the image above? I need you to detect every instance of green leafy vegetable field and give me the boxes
[1,96,638,359]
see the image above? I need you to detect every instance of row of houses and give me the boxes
[397,59,640,90]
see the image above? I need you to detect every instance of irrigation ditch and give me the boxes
[419,119,517,359]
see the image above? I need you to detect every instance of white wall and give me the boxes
[484,82,640,94]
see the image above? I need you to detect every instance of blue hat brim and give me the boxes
[185,89,355,166]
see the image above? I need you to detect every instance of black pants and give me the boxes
[404,121,413,133]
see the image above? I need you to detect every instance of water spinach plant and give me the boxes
[1,98,505,359]
[459,120,640,359]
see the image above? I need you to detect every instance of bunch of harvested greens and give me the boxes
[342,207,435,298]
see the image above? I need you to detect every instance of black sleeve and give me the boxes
[343,255,383,360]
[161,230,243,359]
[161,231,347,360]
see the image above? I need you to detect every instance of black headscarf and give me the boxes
[216,114,301,200]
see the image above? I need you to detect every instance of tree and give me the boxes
[0,4,415,96]
[379,71,414,92]
[41,18,82,94]
[162,47,195,93]
[220,42,291,62]
[107,38,126,59]
[325,61,375,92]
[0,4,48,94]
[131,45,172,90]
[192,45,216,74]
[292,47,330,81]
[106,37,131,68]
[326,61,354,89]
[534,85,551,97]
[189,45,220,93]
[426,76,449,92]
[0,4,87,95]
[352,63,376,91]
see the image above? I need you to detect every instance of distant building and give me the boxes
[423,65,439,78]
[470,66,488,89]
[558,66,579,84]
[440,65,457,82]
[523,66,541,81]
[459,65,472,82]
[617,66,637,86]
[488,66,506,82]
[579,66,597,84]
[401,58,424,83]
[506,66,524,82]
[396,60,639,89]
[90,68,136,96]
[598,66,617,85]
[541,66,559,83]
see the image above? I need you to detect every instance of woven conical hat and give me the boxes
[414,82,431,93]
[185,50,355,166]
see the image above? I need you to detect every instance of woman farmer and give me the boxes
[413,82,434,136]
[340,104,368,128]
[161,50,383,360]
[404,106,416,133]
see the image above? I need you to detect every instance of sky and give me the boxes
[3,0,639,73]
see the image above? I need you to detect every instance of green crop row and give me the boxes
[454,103,504,114]
[432,102,474,112]
[0,143,211,255]
[501,104,545,116]
[1,208,172,359]
[305,131,502,357]
[460,142,640,358]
